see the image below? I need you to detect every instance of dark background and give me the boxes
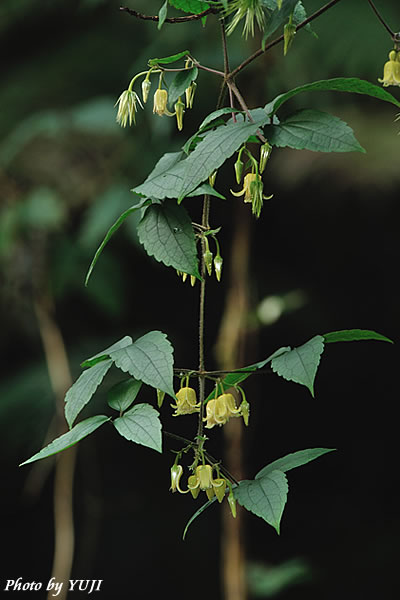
[1,0,399,598]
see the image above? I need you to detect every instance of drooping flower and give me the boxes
[204,393,242,429]
[231,172,273,218]
[153,88,175,117]
[187,465,227,502]
[225,0,266,39]
[378,50,400,87]
[115,89,143,127]
[171,386,200,416]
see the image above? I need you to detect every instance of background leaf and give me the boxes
[20,415,110,466]
[65,359,113,428]
[234,470,288,534]
[108,378,142,412]
[323,329,393,344]
[264,109,365,153]
[271,335,325,397]
[113,403,162,453]
[256,448,335,479]
[137,200,200,277]
[265,77,400,115]
[110,331,175,398]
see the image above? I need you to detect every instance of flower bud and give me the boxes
[209,170,217,187]
[214,254,223,282]
[141,78,152,103]
[283,21,296,56]
[259,142,272,173]
[185,81,197,109]
[203,249,213,276]
[234,158,244,184]
[157,389,165,408]
[228,490,237,518]
[190,275,196,287]
[175,97,185,131]
[239,398,250,426]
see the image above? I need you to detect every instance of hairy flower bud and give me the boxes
[214,254,223,282]
[141,78,152,103]
[259,142,272,173]
[234,158,244,184]
[185,81,197,109]
[283,21,296,55]
[175,97,185,131]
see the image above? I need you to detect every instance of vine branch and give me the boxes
[229,0,344,79]
[366,0,396,39]
[119,6,215,23]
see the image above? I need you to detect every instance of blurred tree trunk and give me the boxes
[216,202,252,600]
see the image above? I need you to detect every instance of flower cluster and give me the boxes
[231,143,273,218]
[170,462,237,516]
[115,65,197,131]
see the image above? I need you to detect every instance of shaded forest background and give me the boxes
[1,0,399,598]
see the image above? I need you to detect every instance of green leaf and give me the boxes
[256,448,335,479]
[158,0,168,30]
[197,107,243,131]
[265,77,400,115]
[133,109,270,201]
[183,495,218,540]
[323,329,394,344]
[137,200,200,277]
[113,403,162,453]
[262,0,299,49]
[206,347,290,401]
[271,335,325,397]
[110,331,175,398]
[264,109,365,153]
[81,335,133,368]
[148,50,191,67]
[168,67,198,106]
[186,182,225,200]
[168,0,209,14]
[85,198,149,286]
[108,378,142,412]
[234,470,288,534]
[65,359,113,428]
[20,415,110,466]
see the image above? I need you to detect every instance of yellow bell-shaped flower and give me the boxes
[378,50,400,87]
[171,386,201,416]
[204,393,242,429]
